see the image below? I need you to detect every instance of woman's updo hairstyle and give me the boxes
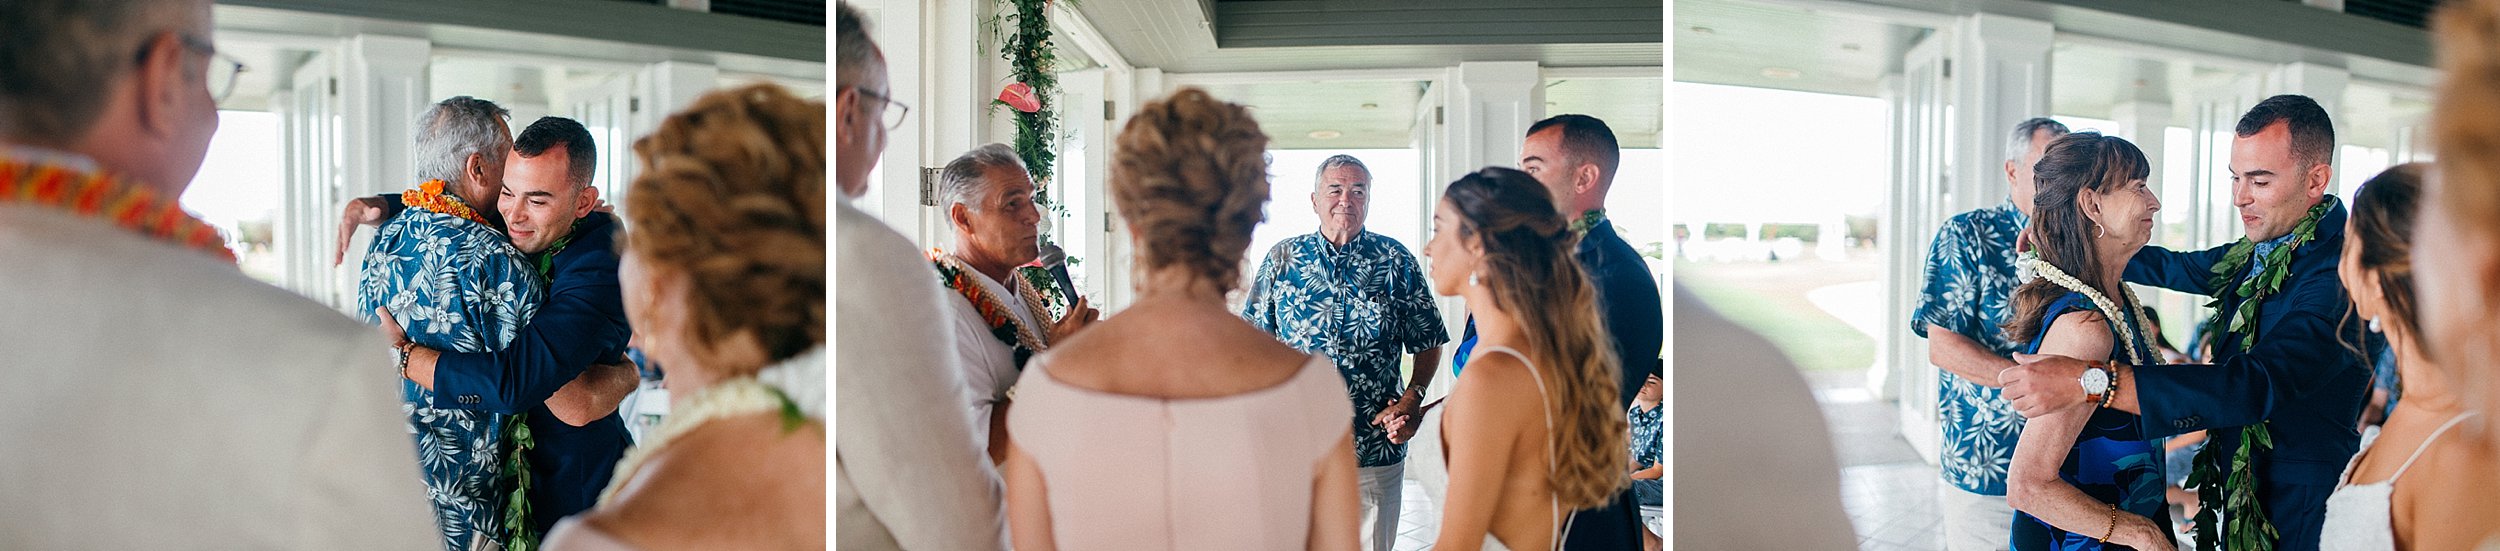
[1108,87,1271,291]
[622,83,826,370]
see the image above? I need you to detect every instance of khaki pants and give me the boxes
[1357,463,1404,551]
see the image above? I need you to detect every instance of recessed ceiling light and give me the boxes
[1690,26,1715,35]
[1309,130,1343,140]
[1761,67,1803,79]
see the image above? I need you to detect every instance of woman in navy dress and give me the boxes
[2000,132,2176,551]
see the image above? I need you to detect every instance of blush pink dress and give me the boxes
[1008,352,1352,550]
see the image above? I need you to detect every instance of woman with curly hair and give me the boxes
[1411,167,1628,551]
[542,83,826,550]
[1001,87,1361,550]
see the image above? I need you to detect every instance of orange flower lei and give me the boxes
[0,157,234,263]
[929,248,1050,367]
[401,179,493,227]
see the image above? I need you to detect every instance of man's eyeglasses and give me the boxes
[170,34,247,105]
[854,88,911,131]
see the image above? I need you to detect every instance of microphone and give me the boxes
[1036,241,1079,305]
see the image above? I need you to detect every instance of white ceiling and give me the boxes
[1072,0,1662,73]
[1673,0,1927,98]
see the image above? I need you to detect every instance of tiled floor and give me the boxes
[1816,372,1947,551]
[1843,463,1943,550]
[1393,479,1438,551]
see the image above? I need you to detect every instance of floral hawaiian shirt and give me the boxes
[1242,231,1447,468]
[1629,404,1662,468]
[1910,200,2029,496]
[357,202,544,551]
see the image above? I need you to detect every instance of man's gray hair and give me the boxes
[836,2,883,90]
[1313,154,1371,184]
[0,0,191,143]
[2006,117,2072,163]
[939,143,1028,212]
[413,96,512,197]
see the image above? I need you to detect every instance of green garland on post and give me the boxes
[990,0,1080,312]
[994,0,1060,211]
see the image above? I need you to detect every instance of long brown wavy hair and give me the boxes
[1443,167,1627,510]
[622,83,826,374]
[2003,132,2151,352]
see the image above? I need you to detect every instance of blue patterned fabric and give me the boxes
[357,204,545,551]
[1911,200,2030,496]
[1629,403,1662,468]
[1242,231,1447,468]
[2008,292,2172,551]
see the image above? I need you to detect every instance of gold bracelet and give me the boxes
[2100,503,2119,543]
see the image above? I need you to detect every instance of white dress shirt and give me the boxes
[944,263,1046,448]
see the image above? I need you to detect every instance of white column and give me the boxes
[2110,100,2174,211]
[1442,62,1544,182]
[2270,62,2350,171]
[1096,68,1162,312]
[637,62,718,128]
[1947,14,2054,216]
[339,35,431,202]
[2270,62,2349,115]
[628,61,719,197]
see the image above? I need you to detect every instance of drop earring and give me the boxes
[1468,271,1480,287]
[2369,316,2383,333]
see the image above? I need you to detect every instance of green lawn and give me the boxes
[1678,256,1879,373]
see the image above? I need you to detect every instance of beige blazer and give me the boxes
[0,206,439,548]
[834,200,1009,550]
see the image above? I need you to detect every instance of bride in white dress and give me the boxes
[1405,167,1631,551]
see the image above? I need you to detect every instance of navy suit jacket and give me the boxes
[1582,220,1666,406]
[432,211,635,536]
[2121,199,2368,549]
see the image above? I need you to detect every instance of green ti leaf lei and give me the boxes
[1569,209,1608,236]
[500,413,538,551]
[2182,195,2334,551]
[495,217,585,551]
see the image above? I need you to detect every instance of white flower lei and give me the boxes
[596,376,801,504]
[2019,252,2153,366]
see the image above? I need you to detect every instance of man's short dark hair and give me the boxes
[515,116,597,188]
[2235,94,2336,169]
[1527,114,1621,182]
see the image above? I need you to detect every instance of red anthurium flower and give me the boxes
[998,82,1041,113]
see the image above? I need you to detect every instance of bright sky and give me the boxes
[180,111,282,230]
[1673,82,1887,225]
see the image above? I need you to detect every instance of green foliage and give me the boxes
[500,413,539,551]
[992,0,1061,213]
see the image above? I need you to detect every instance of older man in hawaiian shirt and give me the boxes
[356,96,543,551]
[1910,116,2066,551]
[1241,154,1446,551]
